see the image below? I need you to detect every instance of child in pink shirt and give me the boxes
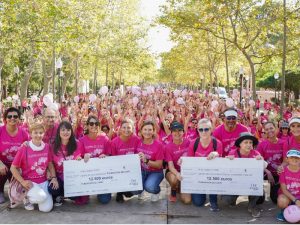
[276,149,300,222]
[11,122,57,212]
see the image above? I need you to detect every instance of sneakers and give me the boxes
[150,193,160,202]
[116,193,124,203]
[210,203,220,212]
[276,211,286,222]
[54,196,64,207]
[138,192,145,200]
[169,190,177,202]
[249,207,261,218]
[123,192,133,198]
[23,198,34,211]
[0,192,5,204]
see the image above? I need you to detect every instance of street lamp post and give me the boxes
[14,66,20,96]
[239,66,244,106]
[274,72,279,103]
[55,57,63,104]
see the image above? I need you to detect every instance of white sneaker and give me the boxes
[23,198,34,211]
[151,193,160,202]
[138,193,144,200]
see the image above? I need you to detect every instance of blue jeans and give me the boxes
[141,170,164,194]
[97,194,111,204]
[192,194,218,207]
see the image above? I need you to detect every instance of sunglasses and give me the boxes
[198,128,210,133]
[88,122,100,127]
[226,116,237,121]
[7,115,19,119]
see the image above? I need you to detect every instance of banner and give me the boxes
[64,154,143,197]
[181,157,264,196]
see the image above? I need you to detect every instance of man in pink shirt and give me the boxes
[42,108,59,146]
[213,108,248,157]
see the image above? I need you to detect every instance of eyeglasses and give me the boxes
[198,128,210,133]
[88,122,100,127]
[7,115,19,119]
[226,116,237,121]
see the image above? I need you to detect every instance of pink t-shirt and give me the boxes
[283,136,300,158]
[0,126,29,165]
[164,139,190,171]
[213,124,249,157]
[278,133,290,142]
[256,139,284,175]
[187,138,223,157]
[279,166,300,199]
[43,123,59,146]
[228,149,261,158]
[12,144,52,184]
[111,135,140,156]
[137,140,164,172]
[59,106,68,118]
[158,129,172,145]
[185,128,198,141]
[51,143,81,178]
[78,134,111,157]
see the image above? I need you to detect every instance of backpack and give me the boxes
[8,147,28,209]
[193,137,217,153]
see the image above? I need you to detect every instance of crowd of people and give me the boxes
[0,86,299,222]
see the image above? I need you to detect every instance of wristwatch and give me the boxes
[292,198,299,204]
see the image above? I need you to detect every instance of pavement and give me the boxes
[0,180,285,224]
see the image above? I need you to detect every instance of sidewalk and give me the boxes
[0,181,284,224]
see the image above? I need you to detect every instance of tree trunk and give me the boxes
[42,59,52,96]
[75,57,79,95]
[241,49,256,101]
[0,57,4,100]
[280,0,287,118]
[222,27,230,93]
[61,73,70,98]
[20,57,36,101]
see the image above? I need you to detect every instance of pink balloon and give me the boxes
[284,205,300,223]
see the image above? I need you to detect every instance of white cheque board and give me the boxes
[181,157,264,196]
[64,154,143,197]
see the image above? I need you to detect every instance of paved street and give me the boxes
[0,181,285,224]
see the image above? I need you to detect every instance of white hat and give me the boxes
[289,117,300,126]
[224,109,238,118]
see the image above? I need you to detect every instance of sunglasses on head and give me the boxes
[226,116,237,121]
[88,121,100,127]
[7,115,19,119]
[198,128,210,133]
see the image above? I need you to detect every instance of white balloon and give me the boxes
[132,97,139,105]
[89,94,97,103]
[27,183,47,204]
[249,100,255,107]
[176,97,185,105]
[43,95,53,107]
[31,95,38,103]
[100,86,108,95]
[49,102,59,111]
[181,89,187,96]
[12,95,19,100]
[211,100,219,108]
[73,96,79,103]
[226,98,234,107]
[173,90,180,97]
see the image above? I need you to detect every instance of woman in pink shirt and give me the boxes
[137,121,164,202]
[11,122,58,212]
[164,122,190,203]
[0,107,29,204]
[77,115,112,205]
[186,119,223,212]
[283,117,300,159]
[277,122,290,142]
[111,119,140,203]
[276,149,300,222]
[225,132,263,218]
[48,121,81,206]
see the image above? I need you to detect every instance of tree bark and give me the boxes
[20,57,37,101]
[42,59,53,96]
[222,27,230,93]
[280,0,287,118]
[0,57,4,100]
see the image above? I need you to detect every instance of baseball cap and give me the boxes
[224,108,238,118]
[289,117,300,126]
[170,121,184,131]
[281,122,289,128]
[286,149,300,158]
